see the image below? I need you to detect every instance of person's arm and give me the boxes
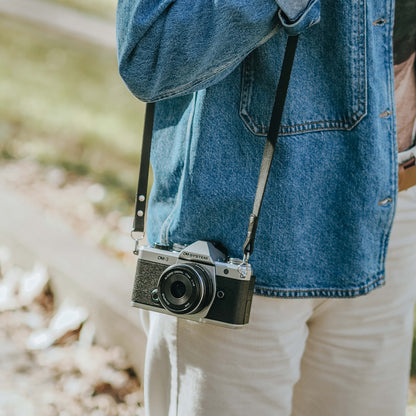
[117,0,283,102]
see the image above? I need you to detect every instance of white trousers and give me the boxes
[141,187,416,416]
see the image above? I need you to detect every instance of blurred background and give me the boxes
[0,0,147,414]
[0,0,145,253]
[1,0,416,415]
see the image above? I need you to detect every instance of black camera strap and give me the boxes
[132,101,155,237]
[242,34,298,258]
[132,35,299,259]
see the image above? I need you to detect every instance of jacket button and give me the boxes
[372,18,386,26]
[378,197,392,206]
[379,110,392,118]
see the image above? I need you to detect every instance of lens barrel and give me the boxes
[157,263,214,315]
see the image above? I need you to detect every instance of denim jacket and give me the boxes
[117,0,398,298]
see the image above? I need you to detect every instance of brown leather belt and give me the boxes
[399,156,416,191]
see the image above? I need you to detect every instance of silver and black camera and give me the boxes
[131,240,256,327]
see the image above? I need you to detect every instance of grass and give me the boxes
[0,16,145,214]
[412,338,416,376]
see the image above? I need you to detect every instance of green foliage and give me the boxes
[411,309,416,377]
[411,336,416,377]
[0,16,145,215]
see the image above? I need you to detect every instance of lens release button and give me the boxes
[151,289,159,303]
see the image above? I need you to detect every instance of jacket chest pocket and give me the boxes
[239,0,367,136]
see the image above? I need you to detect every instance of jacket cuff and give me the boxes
[277,0,320,35]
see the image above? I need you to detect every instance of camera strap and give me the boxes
[242,34,298,259]
[132,35,299,258]
[132,100,154,239]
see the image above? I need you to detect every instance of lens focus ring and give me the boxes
[157,263,214,315]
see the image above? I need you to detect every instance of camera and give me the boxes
[131,240,256,327]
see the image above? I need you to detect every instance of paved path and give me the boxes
[0,0,116,49]
[0,178,146,380]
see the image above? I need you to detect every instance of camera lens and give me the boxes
[163,273,193,306]
[170,280,186,298]
[157,263,214,315]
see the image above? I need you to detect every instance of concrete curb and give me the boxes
[0,181,146,380]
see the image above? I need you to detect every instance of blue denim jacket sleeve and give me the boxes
[117,0,320,102]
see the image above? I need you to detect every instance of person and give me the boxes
[116,0,416,415]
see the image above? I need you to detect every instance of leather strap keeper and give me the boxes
[399,156,416,191]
